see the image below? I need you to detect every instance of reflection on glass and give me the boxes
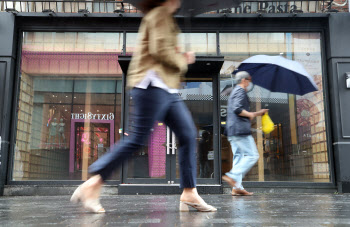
[178,33,217,55]
[126,33,217,56]
[13,32,123,181]
[125,33,138,54]
[126,97,167,179]
[220,32,330,182]
[177,80,214,179]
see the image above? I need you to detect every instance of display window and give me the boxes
[219,32,330,182]
[13,32,123,181]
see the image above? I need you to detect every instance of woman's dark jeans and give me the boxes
[89,86,197,188]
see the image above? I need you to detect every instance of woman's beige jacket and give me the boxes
[127,6,188,89]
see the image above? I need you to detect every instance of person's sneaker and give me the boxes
[231,188,254,196]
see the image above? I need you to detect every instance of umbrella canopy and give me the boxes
[124,0,243,16]
[234,55,318,96]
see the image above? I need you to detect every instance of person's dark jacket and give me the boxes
[226,85,251,136]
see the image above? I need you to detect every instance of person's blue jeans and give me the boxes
[225,135,259,189]
[89,86,197,188]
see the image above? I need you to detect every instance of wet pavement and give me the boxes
[1,193,350,226]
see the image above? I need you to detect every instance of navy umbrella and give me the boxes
[124,0,243,16]
[234,55,318,96]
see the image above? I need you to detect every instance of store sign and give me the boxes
[71,112,115,120]
[232,2,302,14]
[221,105,227,117]
[208,151,214,160]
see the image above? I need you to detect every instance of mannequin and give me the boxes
[58,118,66,148]
[48,118,58,149]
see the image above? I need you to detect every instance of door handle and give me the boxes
[172,132,176,155]
[166,127,170,155]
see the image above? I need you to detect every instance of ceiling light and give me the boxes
[5,8,19,15]
[78,9,90,17]
[114,2,125,14]
[42,9,55,16]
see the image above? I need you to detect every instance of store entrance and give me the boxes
[124,78,217,185]
[69,120,114,180]
[118,56,224,193]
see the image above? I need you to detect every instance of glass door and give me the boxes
[172,79,217,184]
[125,77,218,185]
[126,121,171,183]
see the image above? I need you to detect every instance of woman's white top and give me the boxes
[135,70,179,94]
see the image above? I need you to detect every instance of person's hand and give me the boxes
[184,51,196,64]
[257,109,269,116]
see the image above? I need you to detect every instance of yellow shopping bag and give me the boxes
[262,112,274,134]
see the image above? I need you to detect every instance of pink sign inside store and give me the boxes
[148,122,167,177]
[69,119,114,173]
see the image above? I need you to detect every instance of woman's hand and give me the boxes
[184,51,196,64]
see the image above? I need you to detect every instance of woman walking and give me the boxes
[70,0,217,213]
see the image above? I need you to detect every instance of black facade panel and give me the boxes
[0,13,17,195]
[337,62,350,138]
[334,144,350,193]
[0,13,16,58]
[0,58,15,196]
[0,61,6,195]
[327,14,350,58]
[327,14,350,193]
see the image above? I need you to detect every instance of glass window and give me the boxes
[178,33,217,56]
[126,33,217,56]
[125,33,138,55]
[13,32,123,181]
[219,32,330,182]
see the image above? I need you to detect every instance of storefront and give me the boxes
[1,0,350,195]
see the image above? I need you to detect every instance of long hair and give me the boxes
[139,0,167,14]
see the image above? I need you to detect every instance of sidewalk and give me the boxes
[0,193,350,226]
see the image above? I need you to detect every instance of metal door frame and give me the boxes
[123,71,222,186]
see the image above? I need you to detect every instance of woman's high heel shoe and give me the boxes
[179,201,217,212]
[70,185,82,204]
[70,185,105,213]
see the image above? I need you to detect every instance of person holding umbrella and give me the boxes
[70,0,217,213]
[222,71,268,196]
